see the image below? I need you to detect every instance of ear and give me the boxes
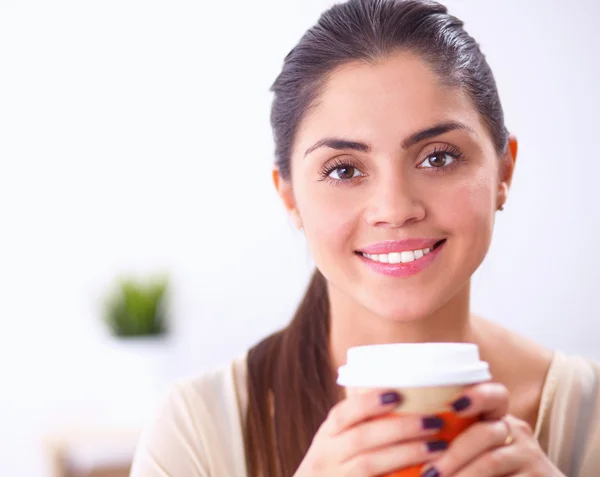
[273,168,302,229]
[497,135,518,211]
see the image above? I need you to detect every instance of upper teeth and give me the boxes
[362,247,432,264]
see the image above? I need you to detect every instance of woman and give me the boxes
[130,1,600,476]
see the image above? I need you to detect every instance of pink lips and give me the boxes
[358,238,441,255]
[356,239,445,278]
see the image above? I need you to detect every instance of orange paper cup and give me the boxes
[379,410,478,477]
[337,344,491,477]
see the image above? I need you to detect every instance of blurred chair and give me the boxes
[45,427,139,477]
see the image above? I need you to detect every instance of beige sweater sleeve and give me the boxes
[129,358,249,477]
[539,354,600,477]
[129,381,211,477]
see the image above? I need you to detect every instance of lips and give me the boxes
[357,238,445,255]
[356,239,446,277]
[359,243,437,264]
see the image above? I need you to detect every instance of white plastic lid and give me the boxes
[337,343,491,388]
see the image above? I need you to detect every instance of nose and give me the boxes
[364,173,426,228]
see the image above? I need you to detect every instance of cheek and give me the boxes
[294,183,361,254]
[440,173,496,243]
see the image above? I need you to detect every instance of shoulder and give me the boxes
[182,354,249,409]
[544,352,599,412]
[549,352,600,418]
[130,355,249,477]
[539,352,600,477]
[180,354,250,432]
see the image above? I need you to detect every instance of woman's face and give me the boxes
[277,52,515,322]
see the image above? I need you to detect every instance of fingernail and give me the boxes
[422,416,445,430]
[426,440,448,452]
[451,396,472,412]
[422,467,440,477]
[380,391,402,405]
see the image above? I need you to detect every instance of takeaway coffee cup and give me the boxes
[337,343,491,477]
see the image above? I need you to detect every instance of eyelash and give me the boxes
[419,144,465,173]
[317,144,466,184]
[317,157,364,183]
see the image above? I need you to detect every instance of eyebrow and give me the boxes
[304,121,473,157]
[401,121,473,149]
[304,138,370,157]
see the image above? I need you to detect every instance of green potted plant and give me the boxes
[103,275,169,338]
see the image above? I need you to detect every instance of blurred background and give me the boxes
[0,0,598,475]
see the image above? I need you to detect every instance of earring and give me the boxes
[498,205,504,212]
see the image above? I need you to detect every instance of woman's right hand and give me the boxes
[294,390,448,477]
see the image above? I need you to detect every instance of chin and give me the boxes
[363,298,438,324]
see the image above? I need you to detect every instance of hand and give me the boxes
[294,389,448,477]
[422,382,565,477]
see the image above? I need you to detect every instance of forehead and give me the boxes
[294,52,488,154]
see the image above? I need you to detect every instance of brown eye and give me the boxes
[421,152,454,169]
[329,165,362,180]
[430,153,448,167]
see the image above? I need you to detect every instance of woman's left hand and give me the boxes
[423,382,565,477]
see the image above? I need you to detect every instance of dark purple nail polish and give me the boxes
[451,396,472,412]
[380,391,402,405]
[422,467,440,477]
[426,440,448,452]
[422,416,445,430]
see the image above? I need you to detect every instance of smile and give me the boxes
[361,245,434,264]
[356,240,445,277]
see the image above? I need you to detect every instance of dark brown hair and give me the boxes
[245,1,509,475]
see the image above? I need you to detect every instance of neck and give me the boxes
[328,280,476,371]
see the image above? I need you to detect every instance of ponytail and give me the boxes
[244,269,339,476]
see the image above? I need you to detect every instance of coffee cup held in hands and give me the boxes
[337,343,491,477]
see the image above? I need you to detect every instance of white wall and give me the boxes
[0,0,598,475]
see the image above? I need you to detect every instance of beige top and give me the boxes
[130,351,600,477]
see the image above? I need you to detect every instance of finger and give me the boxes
[444,444,524,477]
[505,414,534,438]
[423,419,513,476]
[322,390,403,436]
[341,438,443,477]
[449,382,509,420]
[335,413,446,462]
